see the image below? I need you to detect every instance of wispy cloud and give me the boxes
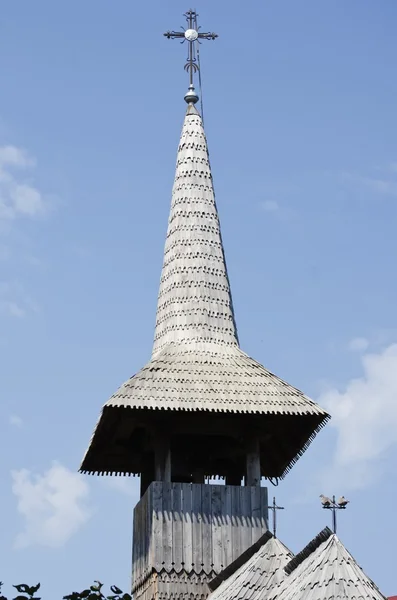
[100,475,139,498]
[258,199,296,222]
[0,146,35,169]
[0,141,54,317]
[1,300,26,318]
[374,161,397,175]
[0,145,49,220]
[9,414,23,428]
[0,281,37,319]
[12,462,92,549]
[260,199,280,212]
[318,343,397,490]
[348,337,369,352]
[341,170,397,197]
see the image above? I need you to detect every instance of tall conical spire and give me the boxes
[80,16,329,481]
[153,104,238,356]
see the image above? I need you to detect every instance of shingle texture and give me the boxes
[101,105,327,418]
[208,535,293,600]
[107,344,327,415]
[152,103,238,355]
[269,530,388,600]
[208,528,388,600]
[80,104,329,476]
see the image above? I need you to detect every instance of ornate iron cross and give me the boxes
[164,9,218,89]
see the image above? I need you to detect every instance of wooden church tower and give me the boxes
[80,9,329,600]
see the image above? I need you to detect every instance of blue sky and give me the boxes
[1,0,397,597]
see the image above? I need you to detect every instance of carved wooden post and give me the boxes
[246,437,261,486]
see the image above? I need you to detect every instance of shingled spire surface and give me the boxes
[152,103,238,356]
[80,104,329,479]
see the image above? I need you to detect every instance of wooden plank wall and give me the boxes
[132,482,268,591]
[133,569,218,600]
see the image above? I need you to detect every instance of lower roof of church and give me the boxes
[207,527,388,600]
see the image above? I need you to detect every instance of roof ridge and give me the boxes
[284,526,333,575]
[332,536,389,600]
[208,530,274,592]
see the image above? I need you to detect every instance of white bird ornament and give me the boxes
[320,494,332,507]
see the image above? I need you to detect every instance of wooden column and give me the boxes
[246,437,261,486]
[140,454,154,497]
[154,435,171,482]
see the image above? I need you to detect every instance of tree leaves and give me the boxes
[0,582,131,600]
[11,583,41,599]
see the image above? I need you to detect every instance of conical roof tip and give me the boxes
[186,102,200,115]
[152,101,239,356]
[208,533,294,600]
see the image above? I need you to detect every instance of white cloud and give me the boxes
[318,343,397,489]
[342,172,397,197]
[12,462,92,549]
[9,414,23,428]
[366,178,397,196]
[260,199,279,212]
[0,145,47,220]
[348,337,369,352]
[258,199,296,222]
[100,475,139,497]
[0,299,26,318]
[0,281,36,318]
[0,146,35,169]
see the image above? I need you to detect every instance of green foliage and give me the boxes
[0,581,132,600]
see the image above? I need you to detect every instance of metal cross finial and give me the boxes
[320,494,350,534]
[266,496,284,538]
[164,9,218,104]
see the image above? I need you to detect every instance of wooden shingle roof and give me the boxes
[208,533,293,600]
[152,103,239,356]
[269,528,388,600]
[208,527,388,600]
[80,104,329,477]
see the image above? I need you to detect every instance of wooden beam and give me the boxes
[246,437,261,486]
[154,435,171,482]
